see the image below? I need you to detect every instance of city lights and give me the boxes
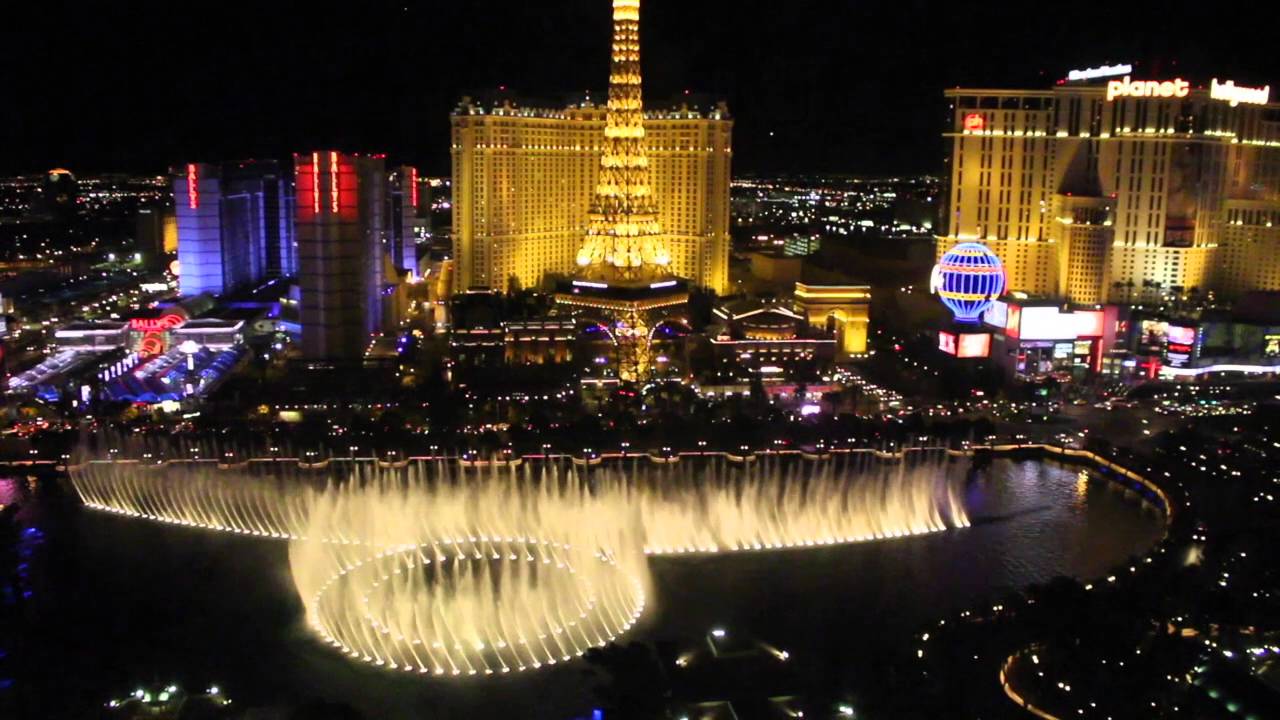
[4,2,1279,718]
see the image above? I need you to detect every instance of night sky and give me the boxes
[4,0,1278,177]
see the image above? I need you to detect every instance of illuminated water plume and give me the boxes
[69,451,968,676]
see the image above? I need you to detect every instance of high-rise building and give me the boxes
[224,161,297,279]
[294,151,405,361]
[936,74,1280,304]
[175,163,227,296]
[134,205,177,269]
[388,165,427,275]
[450,33,733,295]
[41,168,78,221]
[174,160,296,296]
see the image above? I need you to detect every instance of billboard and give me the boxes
[1017,306,1105,341]
[1140,319,1168,346]
[982,299,1009,331]
[938,331,957,355]
[939,331,990,358]
[1166,325,1197,345]
[957,333,991,358]
[1166,345,1193,367]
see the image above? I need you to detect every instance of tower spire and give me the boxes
[575,0,670,276]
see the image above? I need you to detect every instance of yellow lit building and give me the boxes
[793,282,871,357]
[163,213,178,254]
[937,77,1280,304]
[450,99,732,295]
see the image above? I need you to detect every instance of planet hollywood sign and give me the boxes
[1104,75,1271,107]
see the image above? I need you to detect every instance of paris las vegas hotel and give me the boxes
[450,94,732,295]
[936,68,1280,304]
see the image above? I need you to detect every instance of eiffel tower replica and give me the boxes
[556,0,688,383]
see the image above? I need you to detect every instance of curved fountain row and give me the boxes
[68,452,969,676]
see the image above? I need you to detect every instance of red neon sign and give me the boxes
[330,151,340,213]
[187,164,199,209]
[129,313,185,332]
[311,152,321,214]
[139,332,166,357]
[963,113,985,132]
[410,167,418,209]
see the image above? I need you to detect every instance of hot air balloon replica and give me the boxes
[930,242,1006,323]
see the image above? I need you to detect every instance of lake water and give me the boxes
[0,457,1164,719]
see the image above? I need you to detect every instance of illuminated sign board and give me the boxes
[957,333,991,358]
[1166,346,1192,367]
[1015,306,1105,341]
[1106,76,1190,102]
[1067,63,1132,82]
[983,299,1008,330]
[139,332,166,356]
[129,313,185,332]
[938,331,957,355]
[329,151,341,213]
[963,113,985,132]
[1161,363,1280,378]
[1041,312,1075,340]
[1140,319,1167,346]
[311,152,321,213]
[1071,309,1105,338]
[1210,78,1270,107]
[1164,325,1197,367]
[186,164,199,209]
[1166,325,1197,345]
[1265,334,1280,358]
[939,331,990,358]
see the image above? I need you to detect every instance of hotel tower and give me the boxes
[936,73,1280,304]
[449,1,732,296]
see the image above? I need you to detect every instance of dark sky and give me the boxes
[3,0,1278,177]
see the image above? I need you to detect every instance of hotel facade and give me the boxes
[936,75,1280,304]
[450,98,733,295]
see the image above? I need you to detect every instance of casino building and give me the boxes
[936,70,1280,305]
[450,69,732,293]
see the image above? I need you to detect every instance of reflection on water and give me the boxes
[644,459,1164,712]
[4,458,1163,719]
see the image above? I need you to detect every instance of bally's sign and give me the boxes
[1210,78,1270,106]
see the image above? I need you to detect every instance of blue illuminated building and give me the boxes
[175,160,297,297]
[388,165,427,274]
